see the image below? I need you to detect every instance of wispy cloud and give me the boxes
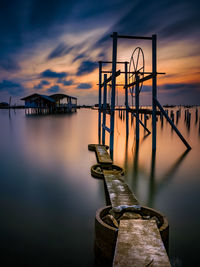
[72,54,85,63]
[47,43,73,60]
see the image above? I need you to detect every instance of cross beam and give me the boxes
[100,70,121,88]
[111,34,152,40]
[101,71,165,75]
[125,74,154,88]
[100,61,129,64]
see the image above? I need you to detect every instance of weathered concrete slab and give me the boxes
[95,145,113,165]
[103,170,138,207]
[113,220,171,267]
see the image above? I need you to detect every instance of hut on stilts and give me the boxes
[21,93,77,115]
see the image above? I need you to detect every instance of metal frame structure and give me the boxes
[98,32,191,158]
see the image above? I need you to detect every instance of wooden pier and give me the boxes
[103,170,138,207]
[89,144,171,266]
[94,145,113,165]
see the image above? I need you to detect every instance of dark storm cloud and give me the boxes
[34,80,50,89]
[77,83,92,89]
[161,83,200,92]
[40,69,68,78]
[46,85,60,93]
[47,43,73,60]
[77,61,97,76]
[0,80,24,96]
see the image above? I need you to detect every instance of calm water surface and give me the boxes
[0,108,200,266]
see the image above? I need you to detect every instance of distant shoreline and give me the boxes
[0,104,199,110]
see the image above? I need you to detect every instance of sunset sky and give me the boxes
[0,0,199,105]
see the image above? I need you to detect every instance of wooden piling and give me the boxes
[135,75,139,141]
[125,62,129,137]
[195,108,198,124]
[102,74,107,145]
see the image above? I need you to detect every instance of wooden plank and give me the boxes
[95,145,113,165]
[103,170,138,207]
[113,220,171,267]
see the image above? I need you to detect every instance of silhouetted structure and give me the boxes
[21,93,77,115]
[98,32,191,157]
[0,102,9,108]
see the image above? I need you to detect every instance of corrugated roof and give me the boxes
[21,93,55,102]
[21,93,39,100]
[40,94,55,102]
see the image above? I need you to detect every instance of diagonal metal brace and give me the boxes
[155,98,191,150]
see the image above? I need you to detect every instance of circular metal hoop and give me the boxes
[128,47,145,98]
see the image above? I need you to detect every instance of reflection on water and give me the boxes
[0,107,200,266]
[0,109,104,266]
[104,106,200,266]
